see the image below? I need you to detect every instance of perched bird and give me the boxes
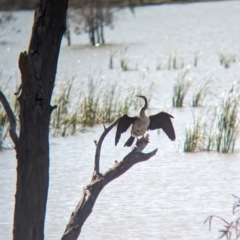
[115,95,176,147]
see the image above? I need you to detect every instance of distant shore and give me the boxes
[0,0,225,11]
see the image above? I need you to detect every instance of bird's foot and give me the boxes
[141,134,149,143]
[132,144,138,151]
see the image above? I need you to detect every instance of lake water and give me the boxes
[1,1,240,239]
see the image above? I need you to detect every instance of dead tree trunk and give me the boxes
[0,1,68,240]
[61,118,158,240]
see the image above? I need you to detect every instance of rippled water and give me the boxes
[1,1,240,239]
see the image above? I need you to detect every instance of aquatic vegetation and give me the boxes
[0,76,153,138]
[205,194,240,239]
[0,82,19,149]
[184,113,207,152]
[191,77,213,107]
[0,105,8,150]
[51,78,75,136]
[184,84,240,153]
[219,52,237,68]
[50,77,153,137]
[193,52,199,67]
[172,68,191,107]
[109,54,113,69]
[157,51,198,71]
[120,59,128,71]
[214,84,240,153]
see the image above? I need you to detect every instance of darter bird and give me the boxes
[115,95,176,147]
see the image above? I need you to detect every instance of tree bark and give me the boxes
[61,119,158,240]
[13,1,68,240]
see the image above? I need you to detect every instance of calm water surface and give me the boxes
[1,1,240,239]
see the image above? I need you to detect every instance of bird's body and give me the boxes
[115,95,176,147]
[131,110,150,137]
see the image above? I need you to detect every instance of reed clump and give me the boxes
[184,84,240,153]
[191,77,213,107]
[0,104,8,150]
[184,113,207,152]
[219,52,237,68]
[0,79,19,149]
[51,78,76,137]
[214,85,240,153]
[172,68,191,107]
[156,51,199,71]
[50,77,153,137]
[120,59,128,71]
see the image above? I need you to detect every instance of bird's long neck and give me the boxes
[139,96,148,118]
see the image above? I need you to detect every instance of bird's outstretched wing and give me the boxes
[115,114,135,146]
[148,112,176,141]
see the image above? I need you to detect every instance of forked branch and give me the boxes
[93,117,120,178]
[0,91,19,148]
[62,123,158,240]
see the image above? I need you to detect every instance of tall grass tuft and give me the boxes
[184,110,207,152]
[0,105,8,150]
[172,68,191,107]
[50,77,154,137]
[120,59,128,71]
[109,50,117,69]
[219,52,237,68]
[51,78,75,136]
[0,78,19,149]
[214,85,240,153]
[193,52,199,67]
[184,84,240,153]
[192,77,212,107]
[80,77,101,127]
[109,55,113,69]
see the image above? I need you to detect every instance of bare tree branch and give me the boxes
[0,90,19,148]
[93,117,120,177]
[62,125,158,240]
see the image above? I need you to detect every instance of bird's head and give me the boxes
[136,95,148,109]
[136,95,146,99]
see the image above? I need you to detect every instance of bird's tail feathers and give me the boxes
[124,136,135,147]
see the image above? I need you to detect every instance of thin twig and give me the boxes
[0,91,19,148]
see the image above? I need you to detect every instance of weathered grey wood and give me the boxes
[93,118,120,177]
[13,1,68,240]
[62,118,158,240]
